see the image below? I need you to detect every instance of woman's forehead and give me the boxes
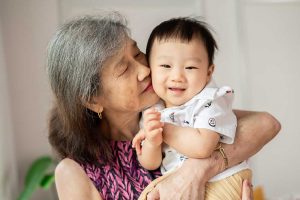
[102,38,138,73]
[126,38,138,49]
[115,38,138,61]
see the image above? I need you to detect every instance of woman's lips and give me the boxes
[143,82,153,93]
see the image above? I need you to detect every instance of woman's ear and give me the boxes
[207,64,215,81]
[84,96,103,114]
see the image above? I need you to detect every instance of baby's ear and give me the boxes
[207,64,215,80]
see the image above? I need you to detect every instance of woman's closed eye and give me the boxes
[117,63,129,77]
[135,51,146,60]
[135,52,142,58]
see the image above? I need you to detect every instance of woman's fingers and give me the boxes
[146,187,160,200]
[241,179,253,200]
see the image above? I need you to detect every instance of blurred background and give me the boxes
[0,0,299,199]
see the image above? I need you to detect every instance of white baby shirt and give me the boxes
[152,80,249,181]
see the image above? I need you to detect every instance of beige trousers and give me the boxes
[138,169,252,200]
[205,169,252,200]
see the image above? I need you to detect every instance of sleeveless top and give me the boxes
[81,141,161,200]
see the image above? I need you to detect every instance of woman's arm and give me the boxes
[224,110,281,168]
[147,111,281,199]
[55,158,102,200]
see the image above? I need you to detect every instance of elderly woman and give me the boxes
[46,14,280,200]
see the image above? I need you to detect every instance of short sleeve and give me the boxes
[193,86,237,144]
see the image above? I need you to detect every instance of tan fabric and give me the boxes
[205,169,252,200]
[138,169,252,200]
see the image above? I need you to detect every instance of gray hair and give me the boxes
[47,13,128,107]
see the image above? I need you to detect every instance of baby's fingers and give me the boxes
[147,128,163,140]
[132,137,138,147]
[144,108,161,121]
[132,137,143,155]
[145,120,164,133]
[144,107,159,115]
[135,142,142,155]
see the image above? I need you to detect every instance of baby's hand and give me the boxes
[132,129,145,155]
[143,107,164,147]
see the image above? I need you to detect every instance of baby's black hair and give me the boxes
[146,17,218,66]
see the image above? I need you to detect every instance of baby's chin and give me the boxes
[164,100,185,108]
[164,95,196,108]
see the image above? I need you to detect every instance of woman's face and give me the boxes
[98,38,159,114]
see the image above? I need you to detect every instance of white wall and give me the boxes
[243,1,300,198]
[201,0,250,108]
[1,0,59,199]
[0,12,17,200]
[203,0,300,198]
[59,0,201,51]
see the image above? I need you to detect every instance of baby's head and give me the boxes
[146,17,218,107]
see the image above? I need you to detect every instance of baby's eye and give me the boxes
[185,66,198,70]
[160,64,171,68]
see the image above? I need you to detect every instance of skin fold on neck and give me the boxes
[101,111,140,141]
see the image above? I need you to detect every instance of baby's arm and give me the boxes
[163,87,236,159]
[163,124,220,158]
[132,108,163,170]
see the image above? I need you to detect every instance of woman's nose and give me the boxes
[137,63,151,81]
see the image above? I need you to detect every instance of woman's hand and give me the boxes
[147,156,219,200]
[241,180,254,200]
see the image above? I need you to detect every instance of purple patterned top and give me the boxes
[81,141,161,200]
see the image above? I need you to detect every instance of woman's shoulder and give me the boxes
[55,158,102,200]
[55,158,86,180]
[56,157,80,170]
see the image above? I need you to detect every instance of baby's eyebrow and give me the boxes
[186,57,202,63]
[156,55,172,60]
